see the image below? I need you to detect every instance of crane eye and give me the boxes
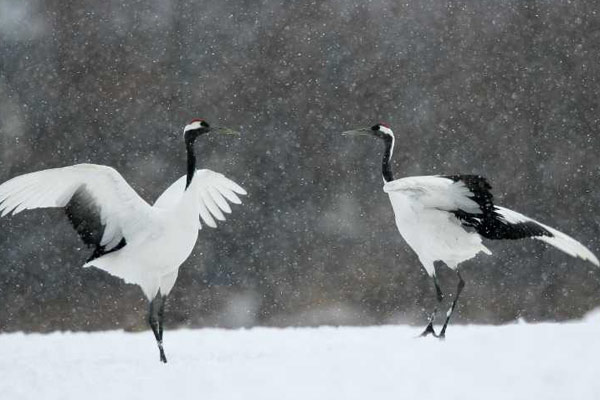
[371,124,380,131]
[200,121,209,128]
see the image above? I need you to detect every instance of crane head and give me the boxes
[342,123,394,140]
[184,118,240,140]
[184,118,210,134]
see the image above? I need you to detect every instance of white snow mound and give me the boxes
[1,319,599,400]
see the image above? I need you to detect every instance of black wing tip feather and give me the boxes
[475,211,553,240]
[86,238,127,262]
[445,175,554,241]
[444,174,494,213]
[65,187,127,262]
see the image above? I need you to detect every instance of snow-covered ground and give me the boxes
[2,314,599,400]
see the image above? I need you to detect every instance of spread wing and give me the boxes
[154,169,246,229]
[0,163,152,261]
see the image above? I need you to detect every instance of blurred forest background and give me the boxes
[0,0,599,332]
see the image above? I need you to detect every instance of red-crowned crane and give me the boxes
[0,119,247,362]
[343,123,599,338]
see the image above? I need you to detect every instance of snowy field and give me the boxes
[2,315,600,400]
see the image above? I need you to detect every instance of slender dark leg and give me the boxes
[149,294,168,363]
[420,274,443,337]
[438,270,465,339]
[158,295,167,343]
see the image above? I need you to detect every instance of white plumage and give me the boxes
[0,119,246,362]
[384,176,598,276]
[0,164,151,251]
[344,123,599,338]
[385,177,492,277]
[0,165,245,298]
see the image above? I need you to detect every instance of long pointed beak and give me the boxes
[342,127,373,137]
[212,126,240,136]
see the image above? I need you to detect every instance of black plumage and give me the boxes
[64,187,127,262]
[444,175,553,240]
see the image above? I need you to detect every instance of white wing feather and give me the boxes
[0,164,152,250]
[383,176,481,214]
[154,169,246,229]
[496,206,599,266]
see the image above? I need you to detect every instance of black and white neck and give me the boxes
[375,124,395,183]
[185,134,197,189]
[183,119,210,189]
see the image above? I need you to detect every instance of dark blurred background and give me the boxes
[0,0,599,332]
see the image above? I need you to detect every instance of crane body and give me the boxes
[344,123,599,337]
[0,119,246,362]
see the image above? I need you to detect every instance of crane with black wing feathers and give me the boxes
[344,123,599,338]
[0,119,246,362]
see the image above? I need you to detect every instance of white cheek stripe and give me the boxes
[379,125,393,136]
[184,121,202,133]
[379,126,395,159]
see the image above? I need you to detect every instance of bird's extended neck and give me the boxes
[185,136,197,189]
[382,135,395,183]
